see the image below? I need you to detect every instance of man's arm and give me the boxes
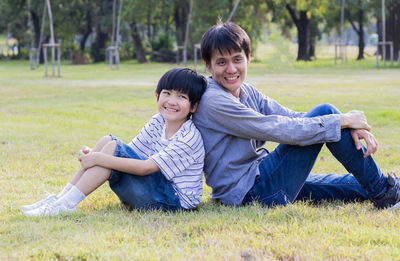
[79,152,160,175]
[196,92,341,146]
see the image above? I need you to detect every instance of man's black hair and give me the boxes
[201,21,251,65]
[155,68,207,118]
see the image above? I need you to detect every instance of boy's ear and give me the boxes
[190,102,199,113]
[155,92,158,100]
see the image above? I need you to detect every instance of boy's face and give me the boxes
[205,49,250,98]
[156,89,197,124]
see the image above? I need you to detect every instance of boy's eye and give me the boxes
[162,90,170,95]
[217,60,225,65]
[235,57,243,62]
[179,95,188,99]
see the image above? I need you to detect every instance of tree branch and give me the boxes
[286,4,299,28]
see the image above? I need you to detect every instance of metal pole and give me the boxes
[44,46,48,77]
[382,0,386,66]
[340,0,345,63]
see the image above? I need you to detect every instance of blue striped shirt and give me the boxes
[129,113,205,209]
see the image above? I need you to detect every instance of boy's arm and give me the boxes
[79,152,160,176]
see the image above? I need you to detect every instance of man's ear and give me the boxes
[247,52,251,65]
[190,102,199,113]
[203,60,211,73]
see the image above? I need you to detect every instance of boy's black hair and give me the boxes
[201,21,251,66]
[155,68,207,118]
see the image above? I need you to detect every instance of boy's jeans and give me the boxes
[108,135,182,211]
[243,103,388,206]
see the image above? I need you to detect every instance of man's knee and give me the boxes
[318,103,340,115]
[308,103,340,117]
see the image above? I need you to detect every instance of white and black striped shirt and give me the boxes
[129,113,204,209]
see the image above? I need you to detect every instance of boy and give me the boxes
[21,68,207,216]
[192,22,400,208]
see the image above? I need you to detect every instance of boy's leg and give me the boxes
[20,135,113,213]
[74,139,116,196]
[108,139,181,211]
[70,135,112,186]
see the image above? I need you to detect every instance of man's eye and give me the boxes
[217,61,225,65]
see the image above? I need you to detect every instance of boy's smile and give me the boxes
[205,49,250,98]
[157,89,196,126]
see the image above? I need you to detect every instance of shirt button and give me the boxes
[174,192,178,196]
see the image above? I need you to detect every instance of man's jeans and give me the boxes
[243,103,388,206]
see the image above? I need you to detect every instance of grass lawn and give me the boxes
[1,51,400,260]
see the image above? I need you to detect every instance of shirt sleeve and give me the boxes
[198,89,341,146]
[150,130,204,181]
[255,89,307,118]
[128,118,157,157]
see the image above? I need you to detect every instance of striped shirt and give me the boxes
[129,113,204,209]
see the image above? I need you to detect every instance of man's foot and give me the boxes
[373,173,400,209]
[24,200,77,217]
[19,194,58,212]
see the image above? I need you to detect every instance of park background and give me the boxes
[1,0,400,260]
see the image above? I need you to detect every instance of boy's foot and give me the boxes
[373,173,400,209]
[24,200,77,217]
[19,194,58,212]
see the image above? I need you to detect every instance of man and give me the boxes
[193,21,400,208]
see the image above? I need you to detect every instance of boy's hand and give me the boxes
[78,146,92,158]
[79,152,99,170]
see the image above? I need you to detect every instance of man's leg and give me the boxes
[297,104,388,202]
[246,103,382,206]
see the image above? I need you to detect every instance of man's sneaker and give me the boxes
[19,194,58,213]
[373,173,400,209]
[24,200,77,217]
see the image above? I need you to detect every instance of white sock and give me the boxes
[57,183,73,198]
[57,185,85,208]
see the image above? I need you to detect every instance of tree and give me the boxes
[266,0,327,61]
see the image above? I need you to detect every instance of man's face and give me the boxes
[205,49,250,98]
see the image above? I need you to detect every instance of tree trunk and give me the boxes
[174,0,189,46]
[31,10,41,48]
[356,10,364,60]
[80,10,92,52]
[286,4,310,61]
[93,25,107,62]
[347,9,365,60]
[131,20,147,63]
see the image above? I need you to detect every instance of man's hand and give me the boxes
[79,152,100,170]
[351,129,378,158]
[340,110,371,131]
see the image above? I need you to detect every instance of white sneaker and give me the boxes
[19,194,58,213]
[24,201,77,217]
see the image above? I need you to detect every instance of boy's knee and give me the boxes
[101,140,117,154]
[94,135,113,151]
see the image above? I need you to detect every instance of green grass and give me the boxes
[1,51,400,260]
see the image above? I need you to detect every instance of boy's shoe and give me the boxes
[24,201,77,217]
[19,194,58,212]
[373,173,400,209]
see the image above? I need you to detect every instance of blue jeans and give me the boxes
[243,103,388,206]
[108,135,182,211]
